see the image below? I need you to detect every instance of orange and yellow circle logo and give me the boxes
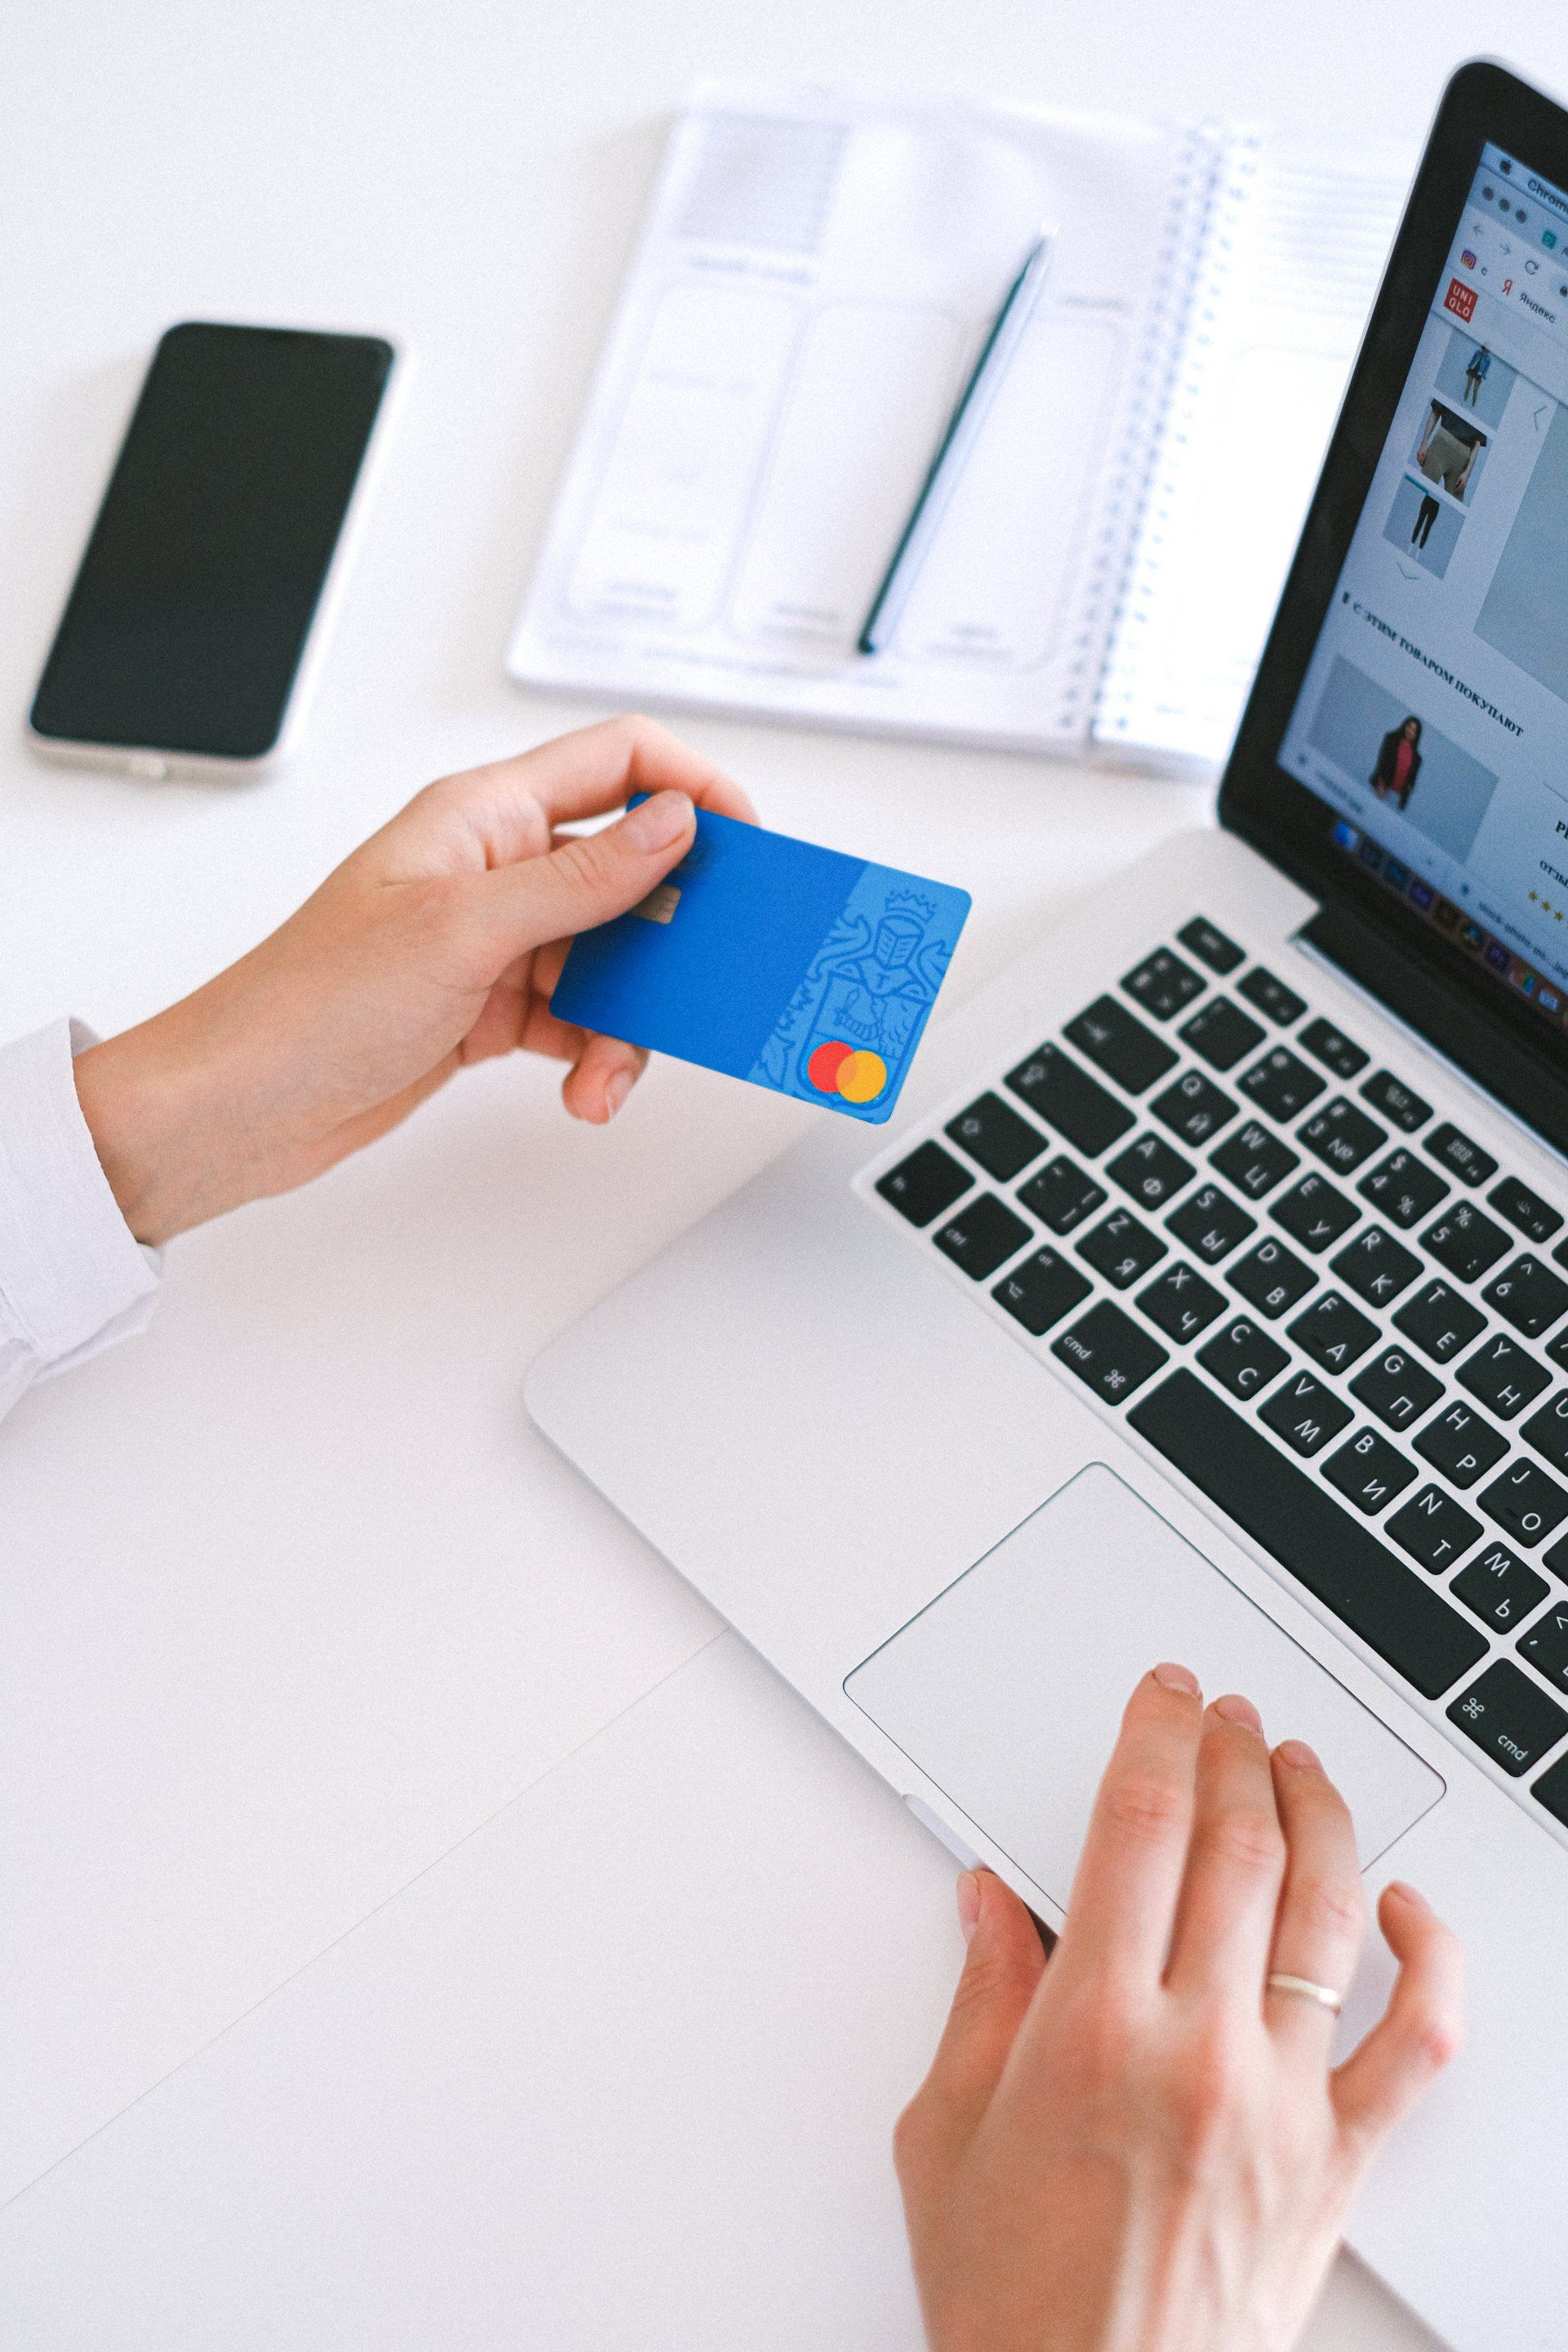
[807,1039,888,1104]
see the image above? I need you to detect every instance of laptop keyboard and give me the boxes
[866,912,1568,1834]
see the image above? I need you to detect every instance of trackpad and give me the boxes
[845,1463,1443,1908]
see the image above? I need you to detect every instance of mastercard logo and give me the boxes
[807,1039,888,1104]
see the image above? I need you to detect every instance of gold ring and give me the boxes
[1266,1971,1343,2016]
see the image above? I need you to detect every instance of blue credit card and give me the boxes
[551,807,971,1121]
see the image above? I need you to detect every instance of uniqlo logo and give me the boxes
[1446,276,1478,320]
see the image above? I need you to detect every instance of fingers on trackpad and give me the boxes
[845,1463,1444,1913]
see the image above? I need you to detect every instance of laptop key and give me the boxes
[1077,1208,1166,1289]
[876,1141,972,1227]
[1330,1225,1423,1307]
[1165,1183,1255,1264]
[1063,996,1178,1094]
[1425,1122,1499,1187]
[1289,1290,1380,1373]
[933,1195,1032,1280]
[1228,1237,1316,1320]
[1479,1457,1568,1547]
[1522,1392,1568,1476]
[1361,1070,1432,1131]
[1017,1156,1107,1236]
[1136,1261,1227,1343]
[1272,1173,1358,1254]
[1453,1544,1548,1632]
[1178,998,1266,1073]
[1484,1255,1568,1341]
[1196,1316,1290,1399]
[1492,1175,1562,1245]
[1323,1428,1418,1516]
[1259,1370,1353,1458]
[1393,1278,1487,1365]
[1422,1200,1511,1283]
[1052,1300,1169,1403]
[1128,1370,1487,1698]
[1177,915,1245,975]
[1357,1148,1449,1229]
[1299,1018,1368,1079]
[1148,1068,1237,1147]
[1237,967,1307,1025]
[1121,949,1205,1021]
[944,1093,1047,1183]
[1005,1044,1134,1157]
[1210,1120,1298,1200]
[1350,1346,1444,1433]
[1414,1401,1508,1489]
[1107,1133,1196,1211]
[992,1248,1093,1338]
[1239,1048,1325,1124]
[1458,1334,1551,1420]
[1386,1486,1482,1573]
[1518,1599,1568,1689]
[1298,1097,1386,1174]
[1448,1660,1568,1776]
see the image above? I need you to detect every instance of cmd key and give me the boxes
[1053,1300,1169,1403]
[1448,1660,1568,1775]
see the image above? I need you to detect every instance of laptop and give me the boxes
[528,61,1568,2351]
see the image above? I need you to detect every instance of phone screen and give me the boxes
[30,322,394,762]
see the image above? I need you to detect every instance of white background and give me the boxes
[7,3,1565,2344]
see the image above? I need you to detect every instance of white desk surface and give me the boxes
[5,2,1549,2342]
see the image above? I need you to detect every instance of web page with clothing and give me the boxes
[1279,140,1568,1031]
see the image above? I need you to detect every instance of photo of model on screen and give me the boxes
[1371,714,1423,809]
[1415,400,1486,501]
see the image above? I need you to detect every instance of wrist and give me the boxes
[74,1006,238,1246]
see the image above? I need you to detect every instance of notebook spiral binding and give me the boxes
[1091,126,1264,757]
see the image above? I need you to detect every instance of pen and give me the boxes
[857,228,1057,657]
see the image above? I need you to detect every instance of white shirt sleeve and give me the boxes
[0,1019,162,1423]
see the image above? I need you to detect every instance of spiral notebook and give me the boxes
[507,86,1410,773]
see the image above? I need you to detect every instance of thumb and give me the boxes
[899,1870,1047,2173]
[478,789,696,960]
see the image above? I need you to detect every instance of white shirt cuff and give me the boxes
[0,1020,162,1383]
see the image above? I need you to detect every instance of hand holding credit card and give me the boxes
[552,804,970,1121]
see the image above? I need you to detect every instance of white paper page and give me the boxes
[1095,136,1411,771]
[508,87,1207,751]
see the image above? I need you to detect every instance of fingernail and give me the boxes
[956,1870,982,1944]
[604,1069,633,1120]
[1384,1880,1430,1912]
[1276,1739,1323,1772]
[1152,1661,1200,1695]
[1214,1692,1263,1731]
[621,790,693,853]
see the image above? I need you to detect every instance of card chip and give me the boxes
[633,883,681,924]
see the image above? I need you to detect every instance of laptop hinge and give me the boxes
[1303,902,1568,1162]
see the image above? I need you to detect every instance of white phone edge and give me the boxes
[22,321,408,784]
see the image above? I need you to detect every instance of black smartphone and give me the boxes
[29,321,397,777]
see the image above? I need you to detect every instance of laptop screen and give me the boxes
[1277,139,1568,1039]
